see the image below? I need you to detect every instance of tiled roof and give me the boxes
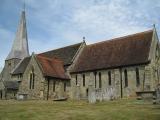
[37,55,69,80]
[12,57,31,75]
[71,30,153,73]
[12,42,83,75]
[39,42,83,65]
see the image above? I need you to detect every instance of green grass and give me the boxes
[0,99,160,120]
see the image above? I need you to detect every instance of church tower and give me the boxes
[1,10,29,82]
[6,11,29,60]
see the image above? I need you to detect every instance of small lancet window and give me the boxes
[108,71,111,86]
[99,72,102,88]
[53,81,56,92]
[136,68,140,87]
[94,72,97,88]
[64,82,67,92]
[29,67,35,89]
[124,69,128,87]
[76,75,78,85]
[29,73,32,89]
[83,74,85,87]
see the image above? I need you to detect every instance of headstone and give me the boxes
[96,89,103,102]
[88,84,96,103]
[103,88,110,100]
[17,93,27,100]
[76,84,80,100]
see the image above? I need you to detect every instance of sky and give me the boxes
[0,0,160,71]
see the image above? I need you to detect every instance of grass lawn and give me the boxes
[0,99,160,120]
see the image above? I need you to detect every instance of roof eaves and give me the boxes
[71,60,150,74]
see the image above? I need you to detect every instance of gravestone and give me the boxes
[88,84,96,103]
[76,84,80,100]
[96,89,103,102]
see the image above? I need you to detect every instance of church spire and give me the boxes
[6,10,29,60]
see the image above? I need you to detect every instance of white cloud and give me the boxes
[0,0,160,68]
[24,0,158,45]
[71,0,153,41]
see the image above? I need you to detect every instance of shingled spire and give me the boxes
[6,11,29,60]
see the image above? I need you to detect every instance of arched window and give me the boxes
[64,82,67,92]
[108,71,111,86]
[94,72,97,88]
[32,72,35,89]
[156,45,159,59]
[53,81,56,92]
[29,73,32,89]
[83,74,85,87]
[136,68,140,87]
[124,69,128,87]
[29,67,35,89]
[76,75,78,85]
[99,72,102,88]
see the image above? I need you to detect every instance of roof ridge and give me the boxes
[37,54,62,63]
[87,29,153,47]
[37,55,55,61]
[38,42,83,55]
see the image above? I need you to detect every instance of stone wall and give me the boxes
[19,55,70,100]
[71,65,147,99]
[0,58,21,99]
[88,85,117,103]
[144,30,160,91]
[43,79,70,100]
[18,55,45,100]
[1,59,21,82]
[5,89,17,99]
[67,42,86,99]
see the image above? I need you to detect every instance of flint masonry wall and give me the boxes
[67,42,86,99]
[43,79,70,100]
[0,58,21,99]
[71,65,146,99]
[144,30,160,91]
[19,55,70,100]
[18,56,45,100]
[1,58,21,82]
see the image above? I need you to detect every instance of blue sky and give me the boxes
[0,0,160,71]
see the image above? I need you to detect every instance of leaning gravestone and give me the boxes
[88,84,96,103]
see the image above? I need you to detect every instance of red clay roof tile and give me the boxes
[71,30,153,73]
[36,55,69,80]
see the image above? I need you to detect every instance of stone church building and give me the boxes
[0,10,160,100]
